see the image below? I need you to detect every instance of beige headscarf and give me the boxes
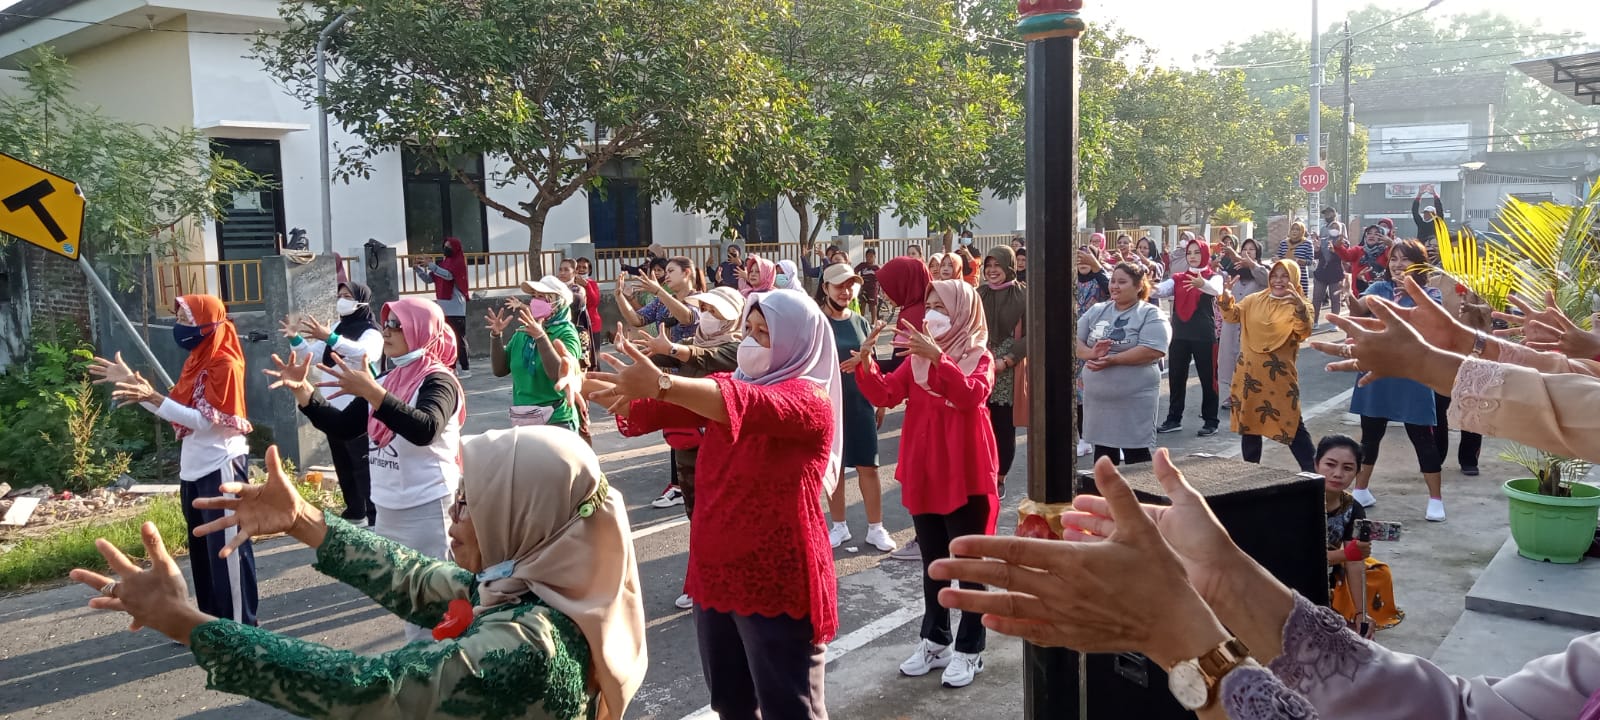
[464,427,646,720]
[688,286,745,348]
[912,279,990,393]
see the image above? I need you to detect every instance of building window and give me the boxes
[212,139,286,306]
[734,200,779,245]
[837,210,879,238]
[402,149,490,255]
[587,177,653,249]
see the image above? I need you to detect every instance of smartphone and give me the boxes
[1355,519,1402,542]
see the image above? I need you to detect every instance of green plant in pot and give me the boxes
[1441,177,1600,563]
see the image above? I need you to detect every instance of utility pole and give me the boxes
[1308,0,1322,222]
[1342,21,1353,223]
[316,8,356,256]
[1017,0,1083,715]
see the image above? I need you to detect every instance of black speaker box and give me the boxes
[1045,454,1327,720]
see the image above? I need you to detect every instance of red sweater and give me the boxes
[618,374,838,643]
[856,353,999,519]
[583,278,602,332]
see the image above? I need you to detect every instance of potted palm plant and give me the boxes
[1441,177,1600,563]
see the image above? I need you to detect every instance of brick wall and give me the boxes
[23,245,92,340]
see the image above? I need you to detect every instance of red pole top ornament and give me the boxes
[1017,0,1085,40]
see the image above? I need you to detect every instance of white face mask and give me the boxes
[736,336,773,377]
[960,236,974,246]
[698,315,725,336]
[336,297,364,317]
[775,274,792,289]
[925,309,952,338]
[390,347,426,367]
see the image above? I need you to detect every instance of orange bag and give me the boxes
[1330,556,1405,632]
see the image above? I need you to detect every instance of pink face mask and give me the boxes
[526,298,553,320]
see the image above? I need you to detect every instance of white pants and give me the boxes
[372,495,454,643]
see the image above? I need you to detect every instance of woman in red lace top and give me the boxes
[589,289,841,720]
[853,279,998,689]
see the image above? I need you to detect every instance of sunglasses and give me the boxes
[384,318,404,331]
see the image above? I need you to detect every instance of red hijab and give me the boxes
[1172,238,1215,322]
[434,237,470,302]
[371,298,463,448]
[878,257,932,348]
[169,295,252,439]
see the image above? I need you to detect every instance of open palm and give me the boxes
[193,445,310,559]
[263,353,317,405]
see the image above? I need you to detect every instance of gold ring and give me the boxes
[1342,344,1354,359]
[100,581,119,598]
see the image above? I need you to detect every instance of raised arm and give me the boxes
[614,279,647,328]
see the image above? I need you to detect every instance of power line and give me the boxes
[1214,32,1591,72]
[0,11,266,36]
[1238,49,1535,85]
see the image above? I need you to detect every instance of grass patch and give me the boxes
[0,496,188,593]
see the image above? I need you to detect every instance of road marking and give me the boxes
[630,516,689,540]
[678,606,922,720]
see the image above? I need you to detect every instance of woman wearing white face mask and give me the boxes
[590,290,841,720]
[485,276,586,432]
[278,282,385,525]
[776,259,802,291]
[265,296,465,644]
[852,279,999,689]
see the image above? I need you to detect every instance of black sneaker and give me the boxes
[1462,466,1480,476]
[1156,420,1183,434]
[1198,425,1219,437]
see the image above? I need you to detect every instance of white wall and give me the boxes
[967,190,1022,235]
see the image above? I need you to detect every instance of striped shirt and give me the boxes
[1277,240,1315,295]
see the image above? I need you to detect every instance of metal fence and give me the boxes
[398,251,566,295]
[153,259,265,316]
[743,242,810,271]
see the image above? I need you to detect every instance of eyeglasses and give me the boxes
[384,318,404,331]
[449,490,468,522]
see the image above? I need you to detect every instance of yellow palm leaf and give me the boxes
[1441,177,1600,323]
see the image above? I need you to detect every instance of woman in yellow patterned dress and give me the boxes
[1218,259,1317,471]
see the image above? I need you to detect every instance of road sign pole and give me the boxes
[77,256,175,389]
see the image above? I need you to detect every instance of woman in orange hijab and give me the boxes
[91,294,259,626]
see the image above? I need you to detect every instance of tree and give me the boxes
[0,48,257,266]
[258,0,779,272]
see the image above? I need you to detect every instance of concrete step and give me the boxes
[1430,609,1581,678]
[1463,537,1600,631]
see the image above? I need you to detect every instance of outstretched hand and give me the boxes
[263,352,317,406]
[68,522,209,644]
[891,318,941,361]
[192,445,322,558]
[88,352,136,387]
[316,353,383,403]
[1312,295,1455,388]
[585,323,664,415]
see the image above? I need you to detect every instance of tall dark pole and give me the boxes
[1341,21,1353,223]
[1018,0,1083,718]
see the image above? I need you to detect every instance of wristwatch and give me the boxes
[1167,637,1252,711]
[655,374,673,400]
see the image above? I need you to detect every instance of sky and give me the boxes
[1095,0,1600,67]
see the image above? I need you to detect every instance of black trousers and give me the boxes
[674,447,699,520]
[445,315,470,370]
[329,434,375,524]
[1166,337,1219,427]
[1241,421,1317,472]
[694,606,827,720]
[912,494,995,654]
[1359,415,1443,474]
[1094,446,1153,466]
[988,402,1016,482]
[181,455,258,626]
[1432,393,1482,468]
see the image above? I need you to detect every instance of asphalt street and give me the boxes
[0,336,1365,719]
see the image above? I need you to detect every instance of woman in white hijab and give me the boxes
[69,431,645,720]
[591,289,841,720]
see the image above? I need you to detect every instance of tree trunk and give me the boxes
[524,209,549,276]
[789,195,811,250]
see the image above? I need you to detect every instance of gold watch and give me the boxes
[1167,637,1252,711]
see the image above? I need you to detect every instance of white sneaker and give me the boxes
[899,639,952,677]
[457,369,473,379]
[1352,488,1377,508]
[1426,498,1446,522]
[675,593,694,610]
[651,486,685,508]
[828,522,852,548]
[865,524,897,552]
[1076,439,1092,457]
[941,651,984,688]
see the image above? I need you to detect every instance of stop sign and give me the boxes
[1299,165,1330,193]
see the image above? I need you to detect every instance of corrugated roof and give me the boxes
[1514,50,1600,107]
[0,0,93,37]
[1326,71,1508,113]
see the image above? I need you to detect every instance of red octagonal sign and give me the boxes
[1299,165,1330,193]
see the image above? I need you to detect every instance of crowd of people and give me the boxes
[64,198,1572,719]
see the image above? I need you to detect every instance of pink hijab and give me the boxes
[912,279,990,393]
[740,256,776,296]
[371,297,463,447]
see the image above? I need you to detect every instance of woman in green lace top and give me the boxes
[68,427,647,720]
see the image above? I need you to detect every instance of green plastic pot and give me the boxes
[1503,478,1600,564]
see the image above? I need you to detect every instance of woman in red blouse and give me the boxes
[589,289,840,720]
[853,279,999,689]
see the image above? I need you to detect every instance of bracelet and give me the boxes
[289,334,304,346]
[1343,539,1364,562]
[1470,330,1488,358]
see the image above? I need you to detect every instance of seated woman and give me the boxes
[68,427,646,720]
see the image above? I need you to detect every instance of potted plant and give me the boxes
[1500,445,1600,563]
[1441,178,1600,563]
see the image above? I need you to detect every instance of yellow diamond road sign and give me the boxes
[0,152,84,260]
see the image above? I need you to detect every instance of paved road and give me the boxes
[0,336,1363,720]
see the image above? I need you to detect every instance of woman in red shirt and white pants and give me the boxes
[591,289,841,720]
[854,279,999,689]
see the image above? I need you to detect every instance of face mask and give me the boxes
[960,236,974,246]
[391,347,427,367]
[336,298,364,317]
[775,274,792,289]
[442,246,455,257]
[526,298,553,320]
[174,324,208,351]
[737,336,773,377]
[698,315,725,336]
[828,298,850,312]
[1330,228,1342,238]
[925,310,952,338]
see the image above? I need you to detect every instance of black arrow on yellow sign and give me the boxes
[0,152,85,260]
[4,180,69,242]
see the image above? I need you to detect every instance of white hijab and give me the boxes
[733,289,843,493]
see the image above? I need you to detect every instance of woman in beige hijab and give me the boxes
[67,429,646,720]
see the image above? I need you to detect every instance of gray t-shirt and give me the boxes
[1077,300,1171,449]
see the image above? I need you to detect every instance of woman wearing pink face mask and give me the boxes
[485,276,586,432]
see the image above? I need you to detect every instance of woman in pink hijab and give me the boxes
[739,256,777,296]
[265,296,466,642]
[852,279,998,689]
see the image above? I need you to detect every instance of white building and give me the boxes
[0,0,1021,268]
